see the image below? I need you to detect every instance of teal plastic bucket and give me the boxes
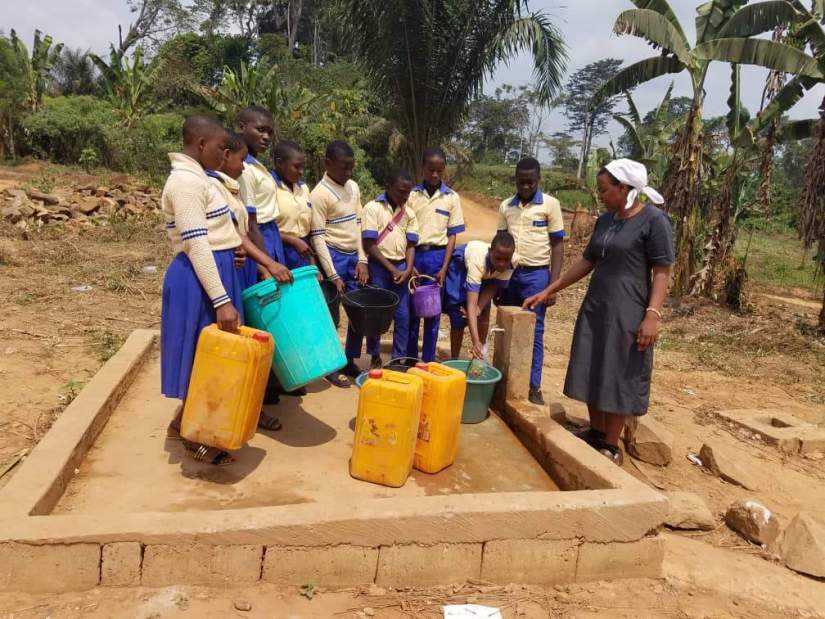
[441,360,502,424]
[242,266,346,391]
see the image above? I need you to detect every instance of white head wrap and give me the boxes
[604,159,665,210]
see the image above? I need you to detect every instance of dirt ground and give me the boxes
[1,164,824,618]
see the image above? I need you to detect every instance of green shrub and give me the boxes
[22,96,119,164]
[104,112,184,185]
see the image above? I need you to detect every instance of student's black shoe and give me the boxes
[283,387,308,397]
[597,442,624,466]
[340,361,362,378]
[370,355,383,370]
[528,386,545,406]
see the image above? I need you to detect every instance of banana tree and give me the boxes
[90,48,163,126]
[612,82,683,185]
[594,1,775,296]
[192,61,278,121]
[692,0,825,328]
[9,29,63,112]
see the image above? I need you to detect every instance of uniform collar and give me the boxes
[168,152,206,176]
[376,192,402,210]
[508,190,544,207]
[211,170,240,193]
[271,169,305,189]
[414,181,453,195]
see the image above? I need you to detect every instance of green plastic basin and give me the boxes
[441,360,502,424]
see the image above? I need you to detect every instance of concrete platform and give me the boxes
[54,349,557,515]
[0,317,668,592]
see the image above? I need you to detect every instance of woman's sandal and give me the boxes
[572,427,606,447]
[325,372,351,388]
[596,442,624,466]
[258,413,282,432]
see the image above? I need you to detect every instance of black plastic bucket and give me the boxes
[384,357,420,373]
[342,287,399,337]
[320,280,341,327]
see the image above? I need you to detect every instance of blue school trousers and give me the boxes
[497,266,551,388]
[406,247,445,361]
[161,249,245,400]
[283,236,312,270]
[259,220,285,265]
[350,259,410,361]
[329,247,364,361]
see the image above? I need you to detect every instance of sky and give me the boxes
[3,0,823,153]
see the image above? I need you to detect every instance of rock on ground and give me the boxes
[699,441,760,491]
[665,491,716,531]
[625,416,674,466]
[725,499,781,546]
[780,512,825,578]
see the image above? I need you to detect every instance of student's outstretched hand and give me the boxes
[470,342,485,360]
[355,263,369,286]
[523,290,549,310]
[268,261,293,284]
[436,268,448,286]
[293,237,312,257]
[216,303,240,332]
[333,277,346,294]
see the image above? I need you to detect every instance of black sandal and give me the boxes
[258,412,282,431]
[597,442,624,466]
[325,372,351,388]
[573,427,606,447]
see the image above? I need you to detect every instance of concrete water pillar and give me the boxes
[492,306,536,404]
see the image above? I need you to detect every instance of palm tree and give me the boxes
[90,47,162,126]
[193,61,278,120]
[331,0,567,170]
[594,1,786,297]
[692,0,825,328]
[54,48,97,95]
[9,29,64,112]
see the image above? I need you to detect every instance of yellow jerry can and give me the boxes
[407,362,467,473]
[181,324,274,451]
[350,369,423,487]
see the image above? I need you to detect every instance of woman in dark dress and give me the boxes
[524,159,674,464]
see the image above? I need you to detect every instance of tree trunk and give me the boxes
[819,272,825,335]
[289,0,304,50]
[663,103,704,298]
[576,118,590,179]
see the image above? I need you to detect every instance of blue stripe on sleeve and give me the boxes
[447,224,465,236]
[362,230,379,240]
[550,230,566,239]
[464,282,482,293]
[406,232,419,243]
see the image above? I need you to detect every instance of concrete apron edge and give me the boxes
[0,329,157,516]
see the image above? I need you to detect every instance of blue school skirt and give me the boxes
[283,236,313,270]
[259,220,286,265]
[160,249,245,400]
[239,257,259,290]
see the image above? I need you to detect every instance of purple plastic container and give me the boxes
[409,275,442,318]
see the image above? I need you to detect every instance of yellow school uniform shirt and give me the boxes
[309,173,368,280]
[408,182,465,246]
[238,154,279,225]
[162,153,241,308]
[207,171,248,235]
[362,193,419,262]
[463,240,518,293]
[272,170,312,237]
[497,191,565,267]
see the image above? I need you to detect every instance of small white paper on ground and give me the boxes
[443,604,503,619]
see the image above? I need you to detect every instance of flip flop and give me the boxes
[181,440,235,466]
[325,372,351,388]
[258,413,282,431]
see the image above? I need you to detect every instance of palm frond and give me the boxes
[693,37,823,78]
[624,90,642,125]
[614,9,691,64]
[654,81,676,126]
[696,0,749,44]
[717,1,802,38]
[613,114,646,155]
[594,55,684,103]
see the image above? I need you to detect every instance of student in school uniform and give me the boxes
[207,132,293,290]
[309,141,370,386]
[161,115,243,466]
[235,106,284,268]
[406,148,465,361]
[497,157,565,405]
[271,140,315,271]
[444,231,518,359]
[361,169,419,365]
